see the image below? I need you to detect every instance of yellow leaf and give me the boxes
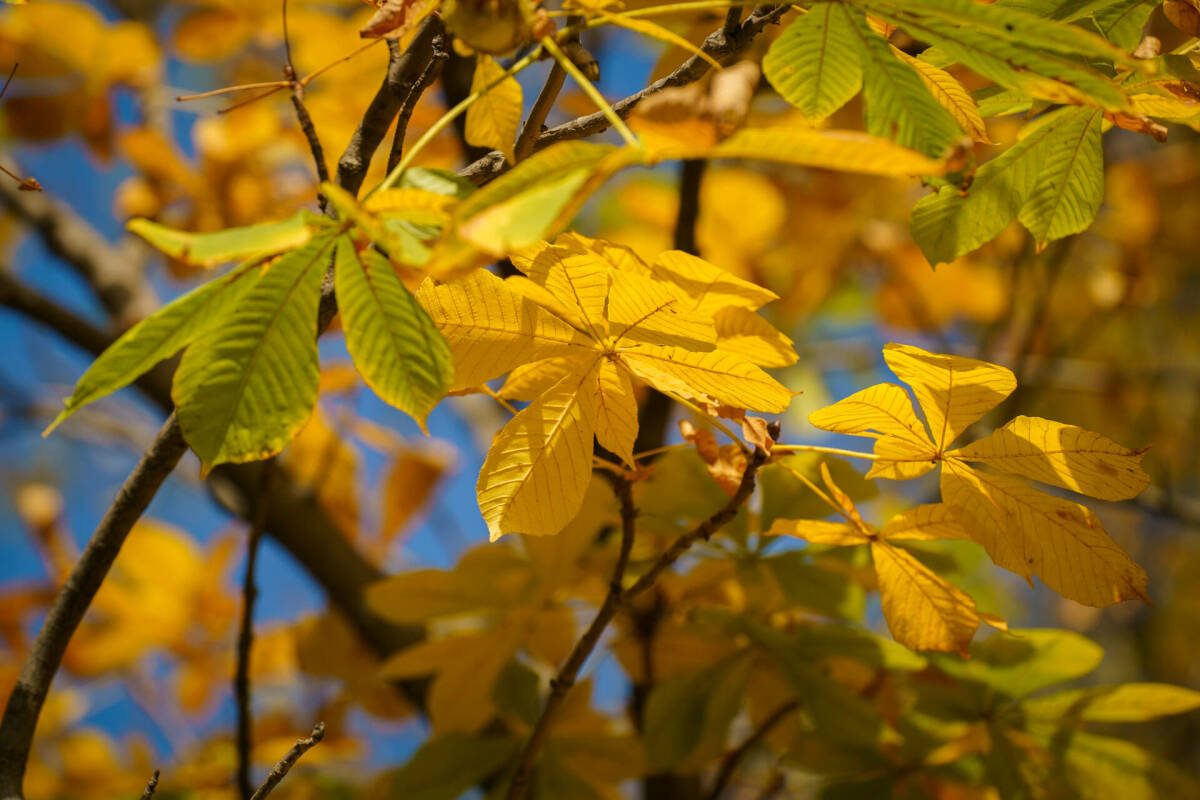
[872,541,982,657]
[648,250,778,314]
[808,382,937,479]
[948,415,1151,501]
[378,629,520,733]
[882,342,1017,451]
[465,54,523,163]
[879,504,969,541]
[708,127,948,176]
[891,47,991,144]
[499,355,588,402]
[416,270,596,391]
[591,357,639,466]
[766,518,868,545]
[282,407,359,540]
[606,269,718,351]
[380,446,449,548]
[620,345,792,413]
[478,361,602,539]
[510,241,612,338]
[714,306,797,368]
[941,461,1148,607]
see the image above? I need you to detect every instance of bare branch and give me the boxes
[704,700,799,800]
[458,5,789,185]
[139,770,160,800]
[235,468,272,800]
[248,722,325,800]
[0,172,158,327]
[0,415,189,800]
[387,30,448,174]
[335,16,443,195]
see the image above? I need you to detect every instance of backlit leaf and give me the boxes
[127,211,317,267]
[174,234,336,470]
[465,54,522,163]
[335,236,453,428]
[764,3,863,121]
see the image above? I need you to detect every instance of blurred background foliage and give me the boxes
[0,0,1197,798]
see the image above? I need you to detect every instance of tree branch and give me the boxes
[235,467,272,800]
[334,15,442,196]
[0,415,189,800]
[506,435,773,800]
[139,769,160,800]
[0,174,158,328]
[504,475,637,800]
[248,722,324,800]
[457,5,788,185]
[387,29,448,175]
[704,700,798,800]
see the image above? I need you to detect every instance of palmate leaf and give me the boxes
[173,232,336,470]
[891,47,991,143]
[421,236,794,537]
[911,107,1104,264]
[807,343,1151,607]
[334,236,453,430]
[769,465,995,655]
[45,261,258,434]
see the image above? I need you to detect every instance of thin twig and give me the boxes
[248,722,325,800]
[623,431,773,600]
[139,769,160,800]
[704,700,799,800]
[387,30,448,174]
[457,4,788,184]
[504,475,638,800]
[507,433,774,799]
[0,416,189,800]
[235,466,273,800]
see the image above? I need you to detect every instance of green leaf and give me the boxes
[763,3,863,121]
[911,108,1083,264]
[790,625,929,672]
[45,263,257,434]
[1060,733,1200,800]
[929,628,1103,699]
[759,551,866,621]
[851,12,962,157]
[858,0,1133,110]
[643,652,751,771]
[492,660,541,727]
[1022,683,1200,723]
[385,734,520,800]
[532,752,605,800]
[174,233,336,471]
[399,166,477,199]
[335,236,452,429]
[127,211,319,267]
[1017,107,1104,247]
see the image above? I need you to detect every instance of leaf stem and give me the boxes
[772,443,878,460]
[481,385,519,415]
[541,36,640,149]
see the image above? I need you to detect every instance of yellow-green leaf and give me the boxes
[334,236,453,429]
[174,234,336,470]
[127,211,317,268]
